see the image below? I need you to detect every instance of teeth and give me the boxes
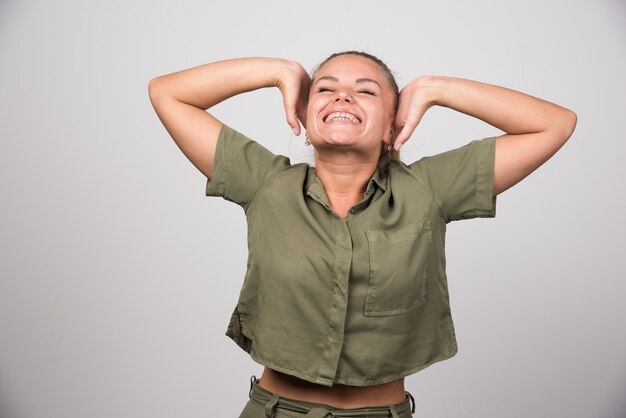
[326,112,359,123]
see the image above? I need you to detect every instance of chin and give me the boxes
[317,136,359,148]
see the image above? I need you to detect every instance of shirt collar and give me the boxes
[306,167,387,207]
[306,168,328,208]
[368,168,387,193]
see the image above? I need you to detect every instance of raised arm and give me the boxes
[394,76,577,196]
[148,58,310,177]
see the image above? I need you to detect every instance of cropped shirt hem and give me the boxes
[210,124,497,388]
[245,346,458,387]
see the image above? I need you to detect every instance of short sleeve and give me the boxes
[205,124,290,209]
[408,137,497,222]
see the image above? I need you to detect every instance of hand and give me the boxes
[276,61,311,136]
[393,76,438,150]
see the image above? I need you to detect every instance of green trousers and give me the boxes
[239,377,415,418]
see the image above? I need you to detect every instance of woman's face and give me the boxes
[305,55,396,155]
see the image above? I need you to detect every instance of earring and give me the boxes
[305,136,311,146]
[384,143,393,152]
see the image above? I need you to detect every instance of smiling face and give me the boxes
[305,54,397,157]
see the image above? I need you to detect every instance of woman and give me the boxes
[149,52,576,417]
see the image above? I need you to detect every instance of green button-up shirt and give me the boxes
[206,125,496,387]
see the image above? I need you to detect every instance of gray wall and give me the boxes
[1,1,625,417]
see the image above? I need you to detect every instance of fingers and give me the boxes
[394,125,411,150]
[282,95,301,136]
[393,77,436,150]
[280,64,311,137]
[288,113,301,136]
[394,113,420,150]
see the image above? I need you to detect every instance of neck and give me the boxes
[314,155,377,194]
[314,152,378,218]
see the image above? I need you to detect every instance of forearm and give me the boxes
[407,76,576,195]
[419,76,576,138]
[148,57,309,178]
[148,57,296,109]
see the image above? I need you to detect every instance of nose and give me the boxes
[334,90,352,103]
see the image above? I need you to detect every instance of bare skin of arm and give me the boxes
[149,61,575,408]
[148,58,310,177]
[148,58,406,407]
[394,76,577,195]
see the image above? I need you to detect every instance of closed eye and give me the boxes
[359,90,376,96]
[318,87,334,93]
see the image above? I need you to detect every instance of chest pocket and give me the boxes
[364,220,432,316]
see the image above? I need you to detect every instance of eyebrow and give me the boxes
[356,78,382,88]
[314,76,382,88]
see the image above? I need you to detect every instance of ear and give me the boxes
[382,124,395,145]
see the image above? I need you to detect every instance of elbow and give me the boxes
[568,110,578,136]
[148,76,166,105]
[563,108,577,140]
[555,108,577,145]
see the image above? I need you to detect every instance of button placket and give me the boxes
[317,217,352,384]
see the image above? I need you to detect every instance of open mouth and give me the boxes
[323,111,361,124]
